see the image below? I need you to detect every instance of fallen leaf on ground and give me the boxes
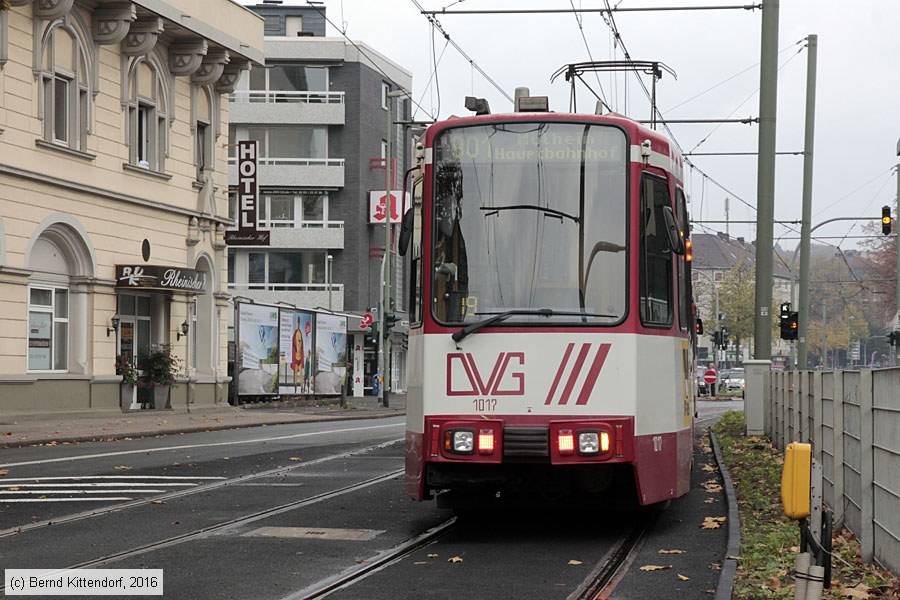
[113,465,132,470]
[658,549,685,554]
[150,500,165,505]
[0,470,8,476]
[702,464,716,472]
[677,574,690,581]
[840,583,870,599]
[701,516,725,529]
[6,487,20,491]
[427,554,438,559]
[639,565,672,571]
[568,560,583,565]
[448,556,463,563]
[289,457,302,461]
[704,498,718,504]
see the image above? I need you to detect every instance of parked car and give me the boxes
[721,368,745,391]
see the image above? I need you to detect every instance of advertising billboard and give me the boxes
[279,309,315,395]
[236,302,280,396]
[314,313,348,396]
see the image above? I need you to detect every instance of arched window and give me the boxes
[25,218,96,374]
[126,57,169,171]
[192,255,216,376]
[194,86,213,181]
[40,23,90,150]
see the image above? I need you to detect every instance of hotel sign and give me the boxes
[116,265,208,293]
[226,140,271,246]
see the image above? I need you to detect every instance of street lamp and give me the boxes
[380,88,411,408]
[326,254,333,311]
[694,269,720,377]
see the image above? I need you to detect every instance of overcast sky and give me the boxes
[269,1,900,253]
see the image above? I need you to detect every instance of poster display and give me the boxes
[279,309,315,395]
[27,312,52,370]
[314,313,348,396]
[237,303,279,395]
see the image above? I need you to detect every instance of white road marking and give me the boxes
[0,475,226,482]
[0,482,196,487]
[1,498,132,502]
[0,490,165,495]
[0,422,403,469]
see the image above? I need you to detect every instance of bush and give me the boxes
[138,344,182,388]
[115,353,139,387]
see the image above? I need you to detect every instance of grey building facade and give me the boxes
[226,2,413,393]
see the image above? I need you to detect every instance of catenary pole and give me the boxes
[895,160,900,365]
[797,34,817,369]
[753,0,779,360]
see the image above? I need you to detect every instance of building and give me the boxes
[691,232,792,364]
[225,2,414,395]
[0,0,264,417]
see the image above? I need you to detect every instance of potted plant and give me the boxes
[139,344,182,410]
[115,353,139,411]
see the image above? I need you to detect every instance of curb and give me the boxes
[710,430,741,600]
[0,410,405,450]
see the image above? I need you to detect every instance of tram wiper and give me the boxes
[451,309,614,343]
[479,204,579,223]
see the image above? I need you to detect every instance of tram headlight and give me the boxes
[578,430,610,455]
[444,429,475,454]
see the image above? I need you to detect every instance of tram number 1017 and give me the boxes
[473,398,498,412]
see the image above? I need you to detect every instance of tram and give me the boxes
[399,92,697,510]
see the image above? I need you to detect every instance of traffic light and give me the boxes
[369,321,379,343]
[383,313,401,340]
[780,302,793,340]
[784,311,799,341]
[882,206,892,235]
[712,330,720,347]
[720,327,729,350]
[889,331,899,347]
[695,318,704,335]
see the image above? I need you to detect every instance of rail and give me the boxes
[229,90,345,104]
[228,283,345,292]
[259,219,344,229]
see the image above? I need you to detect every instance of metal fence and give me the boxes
[766,367,900,575]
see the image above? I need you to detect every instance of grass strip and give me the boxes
[712,410,899,599]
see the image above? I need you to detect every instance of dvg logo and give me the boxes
[446,352,525,396]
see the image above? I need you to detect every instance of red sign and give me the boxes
[360,312,374,330]
[704,369,718,384]
[369,191,407,224]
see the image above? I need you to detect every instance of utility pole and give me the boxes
[381,93,393,408]
[895,150,900,366]
[797,34,817,369]
[753,0,780,361]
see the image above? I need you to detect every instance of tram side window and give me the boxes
[639,174,674,326]
[408,178,424,326]
[676,187,690,332]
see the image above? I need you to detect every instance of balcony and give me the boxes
[229,91,345,125]
[228,157,344,188]
[260,221,345,249]
[227,284,344,312]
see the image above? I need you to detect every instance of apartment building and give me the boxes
[0,0,264,417]
[226,2,414,393]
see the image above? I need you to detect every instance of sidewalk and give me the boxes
[0,394,406,448]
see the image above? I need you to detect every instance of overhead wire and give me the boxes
[409,0,515,105]
[568,0,611,111]
[304,1,436,120]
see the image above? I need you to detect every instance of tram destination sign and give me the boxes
[116,265,208,293]
[226,139,271,246]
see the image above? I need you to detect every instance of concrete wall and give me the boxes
[767,368,900,575]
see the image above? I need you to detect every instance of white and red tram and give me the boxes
[399,96,697,509]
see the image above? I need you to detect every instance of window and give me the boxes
[676,188,690,331]
[714,271,724,283]
[196,121,209,173]
[408,178,424,326]
[255,193,330,228]
[381,81,389,110]
[39,26,89,151]
[28,286,68,371]
[127,59,168,171]
[381,140,387,160]
[231,127,327,161]
[639,174,674,326]
[236,251,328,289]
[195,87,213,180]
[263,14,282,36]
[247,64,329,101]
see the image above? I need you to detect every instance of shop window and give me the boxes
[27,286,69,371]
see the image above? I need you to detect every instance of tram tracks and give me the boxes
[569,516,653,600]
[284,518,457,600]
[0,469,405,596]
[0,438,403,539]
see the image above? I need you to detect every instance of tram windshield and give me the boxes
[431,121,628,326]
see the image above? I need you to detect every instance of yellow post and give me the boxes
[781,442,811,520]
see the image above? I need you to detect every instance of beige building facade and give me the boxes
[0,0,263,418]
